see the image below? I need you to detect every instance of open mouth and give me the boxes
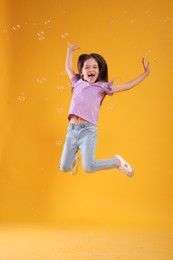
[88,73,95,79]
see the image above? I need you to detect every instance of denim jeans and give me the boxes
[60,122,118,173]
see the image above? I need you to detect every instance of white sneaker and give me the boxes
[70,157,79,176]
[115,155,134,177]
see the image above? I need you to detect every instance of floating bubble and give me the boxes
[13,24,20,31]
[18,93,26,102]
[163,16,170,23]
[110,20,115,25]
[44,19,51,25]
[107,103,115,109]
[151,57,156,63]
[57,107,64,113]
[56,140,62,146]
[44,19,51,28]
[57,85,64,91]
[37,31,45,41]
[60,70,67,76]
[145,49,151,56]
[145,10,150,15]
[36,77,46,84]
[61,32,68,39]
[129,19,134,24]
[2,29,8,33]
[62,10,67,14]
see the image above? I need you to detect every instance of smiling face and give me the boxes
[81,58,99,83]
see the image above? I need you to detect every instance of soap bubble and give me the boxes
[56,140,62,146]
[44,19,51,26]
[60,70,67,76]
[18,93,26,102]
[36,77,46,84]
[2,29,8,33]
[145,10,150,15]
[13,24,20,31]
[57,107,64,113]
[109,20,115,25]
[107,103,115,109]
[61,32,68,39]
[37,31,45,41]
[151,57,156,63]
[145,49,151,56]
[57,85,64,91]
[163,16,170,23]
[129,19,134,24]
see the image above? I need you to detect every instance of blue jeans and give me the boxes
[60,122,118,173]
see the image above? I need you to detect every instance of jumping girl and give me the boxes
[59,43,150,177]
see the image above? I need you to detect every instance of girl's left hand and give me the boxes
[142,57,150,75]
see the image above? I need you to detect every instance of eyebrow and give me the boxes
[84,64,98,67]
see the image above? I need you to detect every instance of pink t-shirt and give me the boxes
[68,74,113,125]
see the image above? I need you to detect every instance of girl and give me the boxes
[59,43,150,177]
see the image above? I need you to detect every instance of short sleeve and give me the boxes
[70,74,81,88]
[99,80,114,96]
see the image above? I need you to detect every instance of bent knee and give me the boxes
[83,165,94,173]
[59,165,71,172]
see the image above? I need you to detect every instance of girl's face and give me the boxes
[81,58,99,83]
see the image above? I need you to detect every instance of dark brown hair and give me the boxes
[77,53,108,82]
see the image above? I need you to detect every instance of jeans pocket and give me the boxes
[86,126,97,133]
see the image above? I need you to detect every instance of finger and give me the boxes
[75,43,80,49]
[142,57,146,67]
[147,62,150,71]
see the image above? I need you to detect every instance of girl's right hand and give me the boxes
[68,42,80,52]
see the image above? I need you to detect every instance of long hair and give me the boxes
[77,53,108,82]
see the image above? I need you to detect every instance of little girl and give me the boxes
[59,43,150,177]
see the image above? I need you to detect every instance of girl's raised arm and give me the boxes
[65,43,80,79]
[111,58,150,93]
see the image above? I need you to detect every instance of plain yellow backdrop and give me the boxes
[0,0,173,230]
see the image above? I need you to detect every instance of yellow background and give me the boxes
[0,0,173,232]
